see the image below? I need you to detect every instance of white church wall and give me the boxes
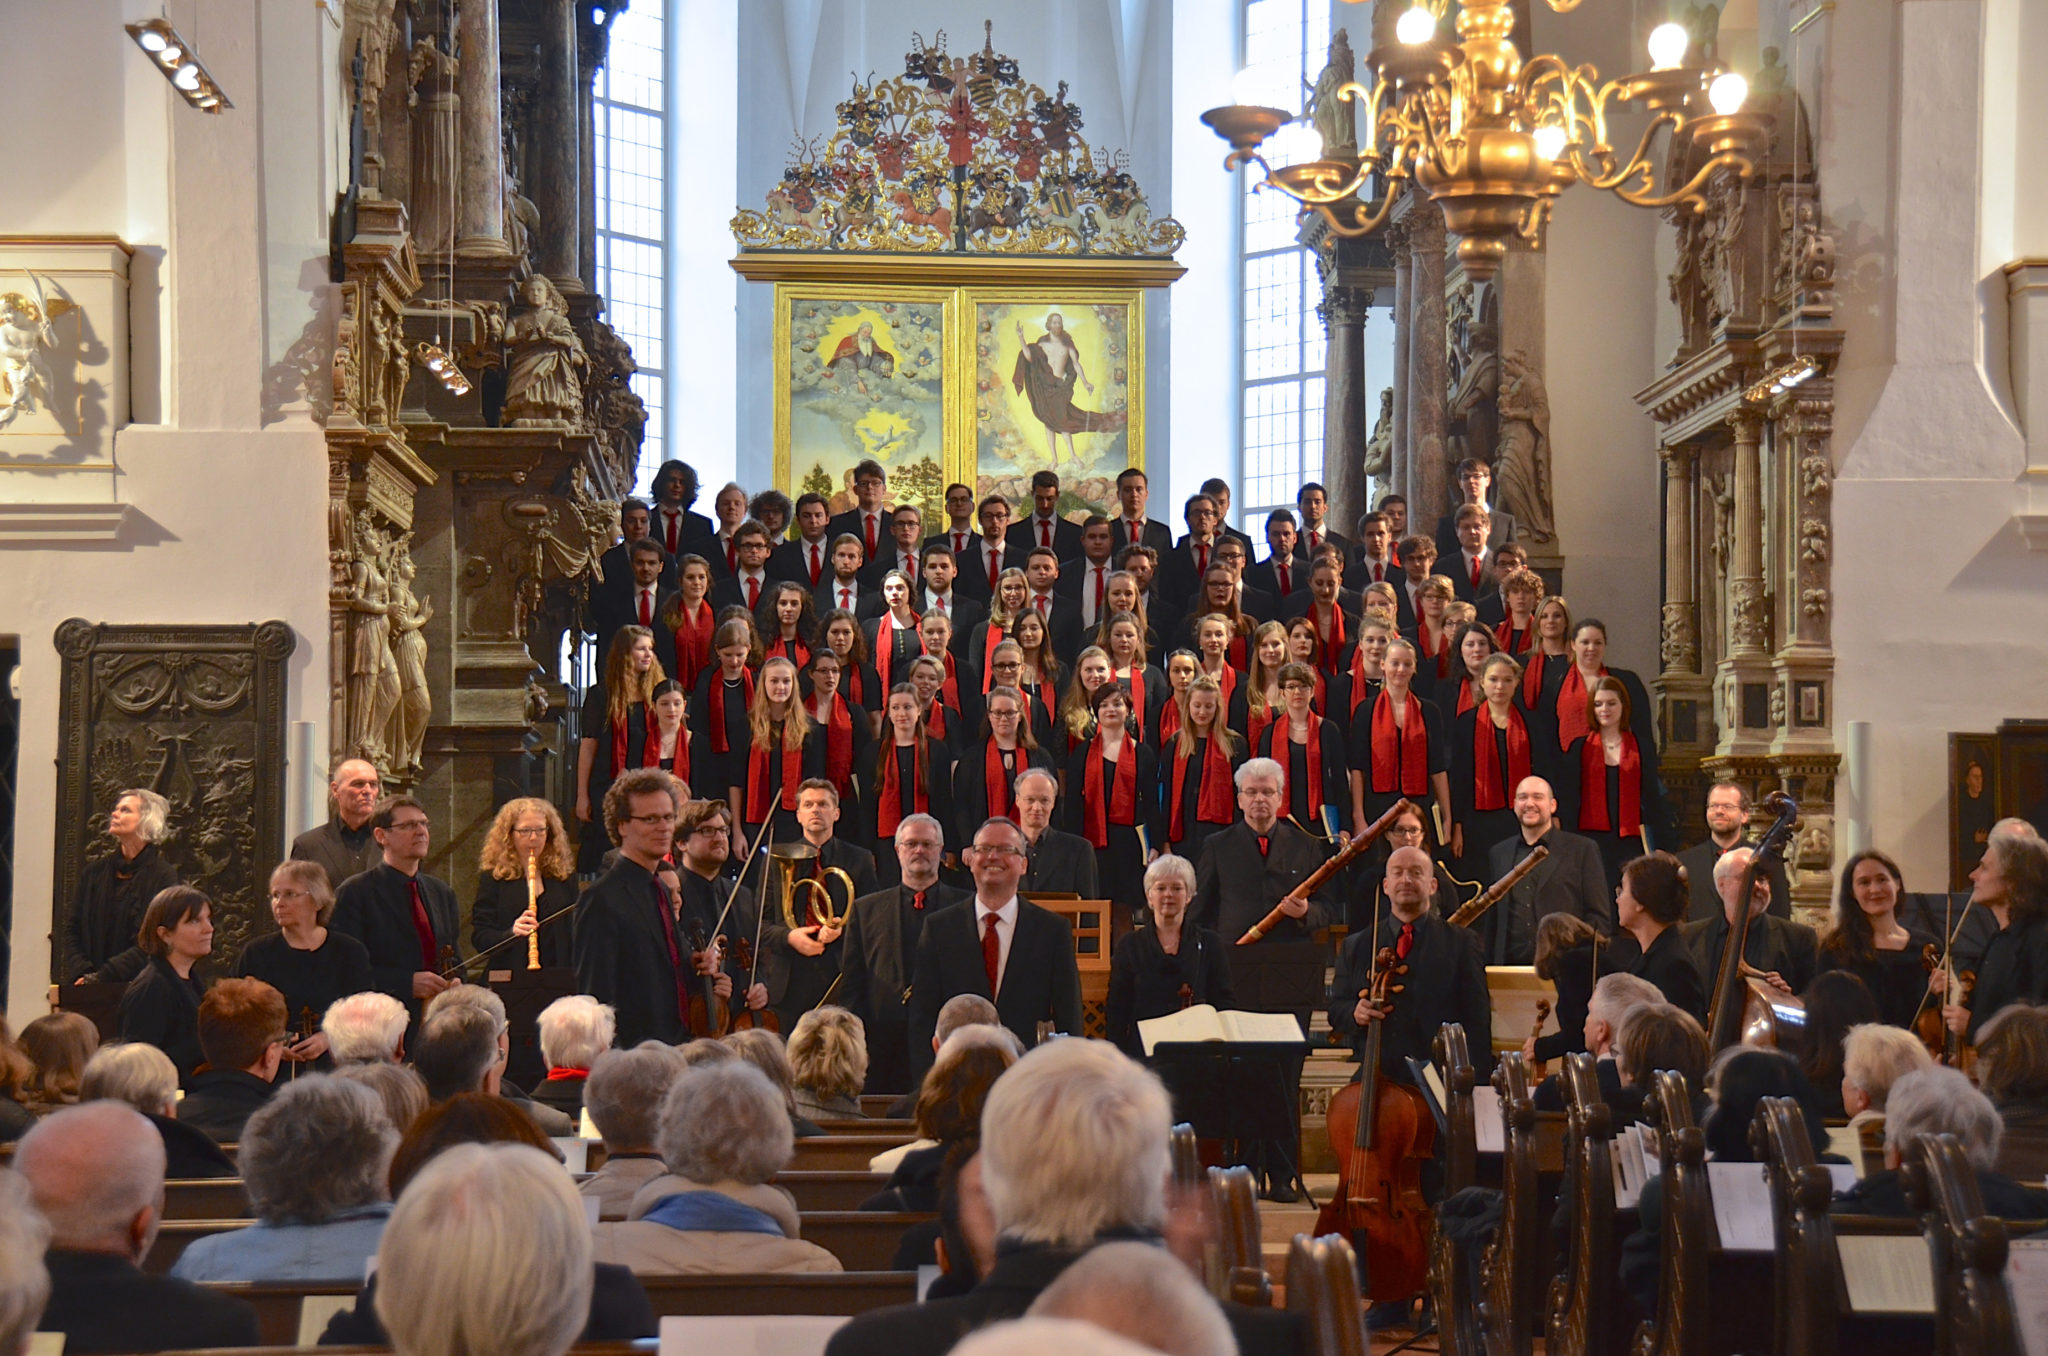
[2,0,334,1026]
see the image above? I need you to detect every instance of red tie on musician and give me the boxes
[981,913,1001,997]
[1040,519,1052,549]
[639,590,653,628]
[809,544,822,585]
[1092,566,1105,620]
[745,576,760,610]
[864,513,879,559]
[1278,561,1291,595]
[840,586,853,610]
[663,510,680,555]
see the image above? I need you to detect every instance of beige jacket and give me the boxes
[578,1154,668,1222]
[590,1174,842,1276]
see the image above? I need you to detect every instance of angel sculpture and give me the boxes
[0,273,75,430]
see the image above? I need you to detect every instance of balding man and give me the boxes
[1480,776,1612,965]
[289,758,383,891]
[1680,846,1819,998]
[16,1103,259,1353]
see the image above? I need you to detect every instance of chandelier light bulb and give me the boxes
[136,29,167,51]
[1532,124,1568,161]
[1396,5,1437,46]
[1229,64,1267,107]
[172,63,202,90]
[1708,71,1749,116]
[1646,22,1690,71]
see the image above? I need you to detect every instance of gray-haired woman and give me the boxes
[234,860,374,1066]
[168,1075,398,1284]
[66,789,179,984]
[1105,854,1235,1058]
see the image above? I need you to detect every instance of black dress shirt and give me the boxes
[1680,911,1821,999]
[233,929,374,1038]
[288,817,381,896]
[1968,914,2048,1039]
[471,872,582,970]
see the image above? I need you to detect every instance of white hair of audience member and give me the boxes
[937,1021,1026,1063]
[980,1039,1171,1247]
[79,1042,179,1116]
[1841,1024,1934,1113]
[896,812,945,839]
[1141,853,1195,896]
[537,995,616,1072]
[953,1317,1163,1356]
[414,1005,505,1100]
[13,1102,166,1257]
[1234,757,1282,792]
[241,1076,397,1224]
[655,1061,794,1186]
[1589,973,1664,1035]
[324,992,410,1064]
[331,1061,429,1136]
[584,1046,685,1151]
[0,1172,51,1356]
[1991,817,2037,838]
[1884,1067,2004,1170]
[1029,1241,1235,1356]
[425,983,510,1034]
[375,1143,593,1356]
[934,992,1003,1048]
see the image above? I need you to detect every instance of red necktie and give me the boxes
[935,595,948,616]
[746,576,760,610]
[1255,834,1270,857]
[1471,558,1482,589]
[864,514,879,558]
[987,549,1000,591]
[809,544,822,585]
[1035,594,1049,618]
[1278,561,1290,595]
[902,553,914,578]
[724,538,737,573]
[408,878,437,972]
[982,912,1002,997]
[1309,530,1321,554]
[1373,563,1384,583]
[954,532,966,553]
[840,586,853,610]
[1040,519,1051,549]
[1092,567,1105,619]
[912,890,927,912]
[664,512,680,554]
[1396,921,1415,959]
[639,590,653,627]
[1127,519,1142,543]
[1196,544,1208,576]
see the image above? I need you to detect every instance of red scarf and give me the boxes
[1416,621,1452,678]
[842,658,868,709]
[937,651,963,713]
[707,668,754,755]
[985,744,1022,823]
[1556,665,1605,751]
[1311,668,1328,715]
[809,693,853,789]
[1578,733,1643,836]
[925,698,949,743]
[672,600,714,689]
[745,726,804,822]
[1370,690,1430,796]
[1493,619,1533,656]
[875,610,918,690]
[1311,603,1345,675]
[1348,648,1378,719]
[609,701,651,777]
[1456,678,1477,717]
[1247,702,1272,755]
[1473,706,1532,812]
[875,743,927,838]
[1269,712,1324,814]
[1522,650,1557,709]
[766,635,811,670]
[1227,632,1247,671]
[1169,735,1236,841]
[1205,663,1238,705]
[1081,734,1139,848]
[1120,668,1147,743]
[1158,692,1183,744]
[980,624,1007,693]
[644,720,690,783]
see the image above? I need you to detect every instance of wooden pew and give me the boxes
[788,1135,914,1171]
[1542,1053,1616,1356]
[1630,1070,1710,1356]
[776,1170,891,1212]
[1913,1131,2029,1356]
[858,1095,900,1117]
[162,1178,253,1221]
[814,1117,915,1136]
[165,1170,894,1219]
[1284,1233,1367,1356]
[1209,1164,1272,1307]
[1473,1052,1542,1356]
[1426,1023,1481,1356]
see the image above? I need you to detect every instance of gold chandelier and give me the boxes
[1201,1,1770,282]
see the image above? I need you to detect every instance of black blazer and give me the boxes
[651,504,716,555]
[573,855,695,1047]
[926,528,982,559]
[859,549,924,592]
[1478,829,1614,965]
[42,1249,260,1354]
[1023,594,1086,668]
[1021,828,1101,896]
[710,571,774,616]
[827,508,892,562]
[950,744,1055,847]
[176,1069,276,1144]
[1677,837,1792,920]
[472,872,581,970]
[906,896,1083,1068]
[1111,517,1174,557]
[1433,507,1517,563]
[752,838,877,1002]
[288,818,380,903]
[330,863,462,1013]
[1329,912,1491,1082]
[954,542,1016,601]
[771,536,836,588]
[67,842,182,983]
[840,882,971,1030]
[814,574,872,619]
[1290,524,1352,563]
[919,591,985,659]
[1243,556,1305,606]
[1192,821,1335,944]
[1629,922,1709,1023]
[117,955,207,1083]
[1680,911,1822,1000]
[1007,514,1083,562]
[1106,926,1235,1056]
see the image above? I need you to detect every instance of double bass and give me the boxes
[1705,792,1801,1052]
[1316,945,1434,1303]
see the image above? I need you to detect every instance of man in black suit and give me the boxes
[1162,492,1225,608]
[1481,776,1614,965]
[755,780,878,1031]
[918,543,982,658]
[1681,846,1820,998]
[1351,511,1401,590]
[330,796,461,1026]
[1056,516,1120,634]
[175,979,284,1143]
[1014,767,1099,895]
[289,757,383,894]
[823,1039,1304,1356]
[1445,504,1497,606]
[1006,469,1083,561]
[1289,482,1351,564]
[1245,509,1304,605]
[575,774,733,1047]
[596,538,675,662]
[906,816,1083,1073]
[840,813,968,1094]
[814,534,871,617]
[826,458,891,566]
[1678,780,1792,920]
[1193,758,1334,1032]
[1392,535,1440,631]
[1117,544,1172,643]
[17,1102,262,1352]
[1199,477,1256,554]
[649,460,715,559]
[1476,541,1526,627]
[1433,457,1517,561]
[1021,546,1085,666]
[591,499,674,636]
[771,491,836,589]
[859,504,926,590]
[1111,465,1173,556]
[956,494,1015,602]
[926,481,981,559]
[709,520,775,615]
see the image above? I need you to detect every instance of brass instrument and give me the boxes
[522,851,542,970]
[766,842,856,931]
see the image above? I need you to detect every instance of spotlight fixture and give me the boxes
[413,342,472,397]
[125,18,233,112]
[1742,355,1820,404]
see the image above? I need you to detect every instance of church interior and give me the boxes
[4,0,2048,1352]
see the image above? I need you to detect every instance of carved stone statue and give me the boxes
[503,164,541,269]
[503,277,587,426]
[1493,353,1555,543]
[407,35,461,255]
[384,537,433,777]
[1364,387,1395,478]
[1303,30,1358,159]
[1446,320,1499,471]
[345,511,402,767]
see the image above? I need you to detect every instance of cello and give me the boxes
[1316,945,1435,1303]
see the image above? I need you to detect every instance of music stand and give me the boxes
[1150,1039,1311,1201]
[486,964,579,1089]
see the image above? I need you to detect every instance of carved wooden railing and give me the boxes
[1629,1071,1709,1356]
[1915,1132,2024,1356]
[1753,1095,1843,1356]
[1428,1023,1482,1356]
[1209,1163,1273,1307]
[1285,1233,1368,1356]
[1544,1053,1617,1356]
[1474,1051,1541,1356]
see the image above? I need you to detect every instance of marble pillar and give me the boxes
[456,0,508,254]
[576,8,616,295]
[1406,200,1449,526]
[1322,284,1372,542]
[1659,445,1699,678]
[533,0,582,291]
[1727,411,1765,657]
[1388,219,1411,514]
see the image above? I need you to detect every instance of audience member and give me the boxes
[419,985,574,1134]
[66,788,179,984]
[79,1042,236,1178]
[170,1075,397,1283]
[1028,1240,1237,1356]
[788,1006,869,1121]
[1972,1003,2048,1179]
[330,1060,429,1138]
[18,1012,99,1113]
[177,977,288,1142]
[1794,970,1880,1119]
[1610,1003,1709,1110]
[591,1062,840,1274]
[867,1027,1020,1208]
[15,1103,260,1353]
[724,1026,824,1137]
[953,1318,1159,1356]
[0,1018,33,1141]
[1834,1066,2048,1219]
[534,994,616,1117]
[234,860,372,1066]
[115,886,215,1082]
[1838,1022,1933,1143]
[581,1045,690,1221]
[1533,972,1662,1118]
[0,1172,50,1356]
[322,990,408,1064]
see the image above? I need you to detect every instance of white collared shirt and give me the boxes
[975,895,1021,996]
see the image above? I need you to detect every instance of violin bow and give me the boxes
[445,900,581,976]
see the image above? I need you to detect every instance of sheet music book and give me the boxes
[1474,1085,1505,1154]
[1825,1125,1865,1176]
[1139,1005,1308,1055]
[1420,1061,1448,1111]
[1837,1234,1936,1314]
[296,1295,357,1345]
[551,1137,589,1174]
[1706,1160,1774,1253]
[1611,1125,1652,1210]
[660,1316,849,1356]
[2009,1238,2048,1353]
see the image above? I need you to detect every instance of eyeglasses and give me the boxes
[967,843,1026,859]
[899,837,943,852]
[628,812,679,826]
[987,707,1021,718]
[268,889,310,903]
[387,819,430,834]
[685,823,725,837]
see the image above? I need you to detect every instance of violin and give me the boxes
[686,922,728,1038]
[1316,945,1435,1303]
[723,937,780,1035]
[1917,942,1977,1072]
[1177,982,1196,1011]
[1524,998,1552,1074]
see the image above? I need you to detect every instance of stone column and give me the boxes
[455,0,508,254]
[1727,410,1766,657]
[1388,219,1411,511]
[1659,445,1699,677]
[1322,284,1372,541]
[1406,199,1450,525]
[576,8,617,295]
[532,0,582,291]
